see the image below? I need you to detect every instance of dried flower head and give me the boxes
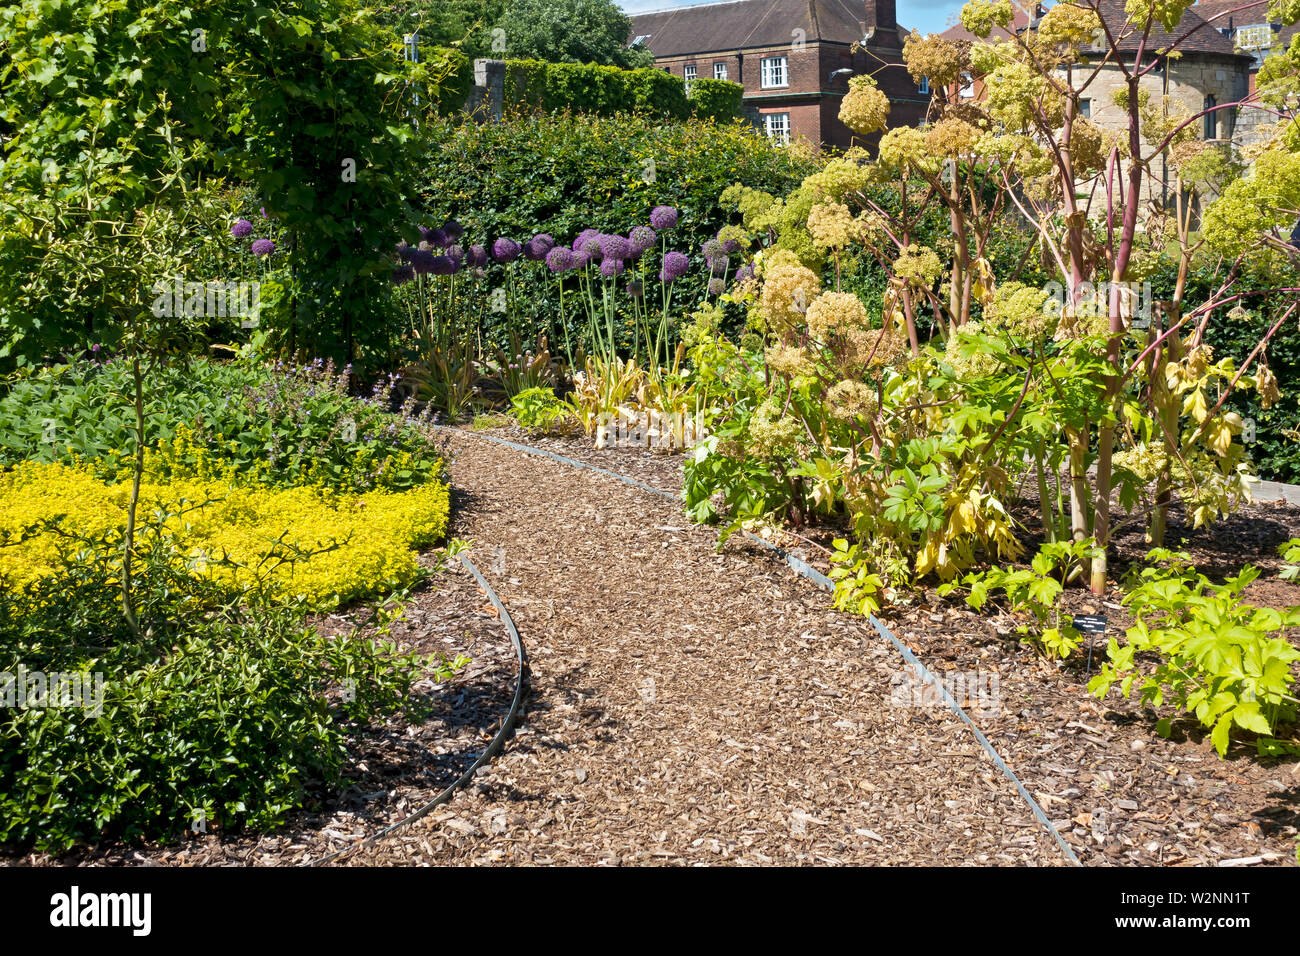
[839,76,890,136]
[806,291,870,340]
[903,32,966,87]
[765,343,813,377]
[807,201,862,250]
[826,379,878,421]
[758,261,821,335]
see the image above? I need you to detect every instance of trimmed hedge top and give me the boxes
[501,59,742,121]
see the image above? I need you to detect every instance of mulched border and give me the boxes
[468,424,1299,867]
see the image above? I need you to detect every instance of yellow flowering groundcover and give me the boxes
[0,456,450,609]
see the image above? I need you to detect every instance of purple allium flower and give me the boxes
[430,255,459,275]
[572,249,590,268]
[577,233,605,261]
[735,264,756,283]
[600,234,631,261]
[524,233,555,261]
[574,228,601,252]
[392,265,415,284]
[626,279,644,298]
[411,248,438,274]
[628,225,657,258]
[659,250,689,283]
[650,205,679,230]
[718,231,742,254]
[546,246,576,272]
[710,254,730,276]
[420,226,450,248]
[599,258,625,278]
[91,343,101,352]
[231,219,254,239]
[260,206,269,219]
[708,277,726,295]
[396,240,415,263]
[251,238,275,257]
[466,245,489,268]
[444,219,464,241]
[492,238,521,262]
[446,244,465,262]
[702,238,725,261]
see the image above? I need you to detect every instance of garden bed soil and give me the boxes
[467,424,1299,866]
[5,558,517,867]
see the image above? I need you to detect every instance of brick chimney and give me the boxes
[862,0,896,31]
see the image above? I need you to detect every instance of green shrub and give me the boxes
[0,514,460,851]
[429,46,474,116]
[0,357,444,493]
[510,386,574,433]
[1090,550,1300,756]
[688,79,744,122]
[0,0,441,377]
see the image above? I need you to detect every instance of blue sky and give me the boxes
[617,0,969,36]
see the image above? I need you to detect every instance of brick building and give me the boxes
[628,0,930,152]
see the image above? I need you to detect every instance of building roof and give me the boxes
[940,0,1246,57]
[1194,0,1300,53]
[628,0,901,57]
[1093,0,1240,55]
[939,1,1033,43]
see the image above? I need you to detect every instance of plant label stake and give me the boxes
[1073,614,1106,676]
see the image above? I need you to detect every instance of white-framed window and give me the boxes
[959,72,974,98]
[760,56,788,89]
[763,112,791,144]
[918,76,930,95]
[714,61,728,80]
[1236,23,1274,51]
[1079,97,1091,118]
[684,63,697,89]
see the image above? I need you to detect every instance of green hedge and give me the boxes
[688,78,745,122]
[502,59,694,119]
[417,111,814,349]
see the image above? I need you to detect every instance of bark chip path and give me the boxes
[345,431,1064,865]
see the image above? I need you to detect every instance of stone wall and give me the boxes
[1075,54,1251,208]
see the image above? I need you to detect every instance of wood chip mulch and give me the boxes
[341,429,1069,866]
[467,427,1299,868]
